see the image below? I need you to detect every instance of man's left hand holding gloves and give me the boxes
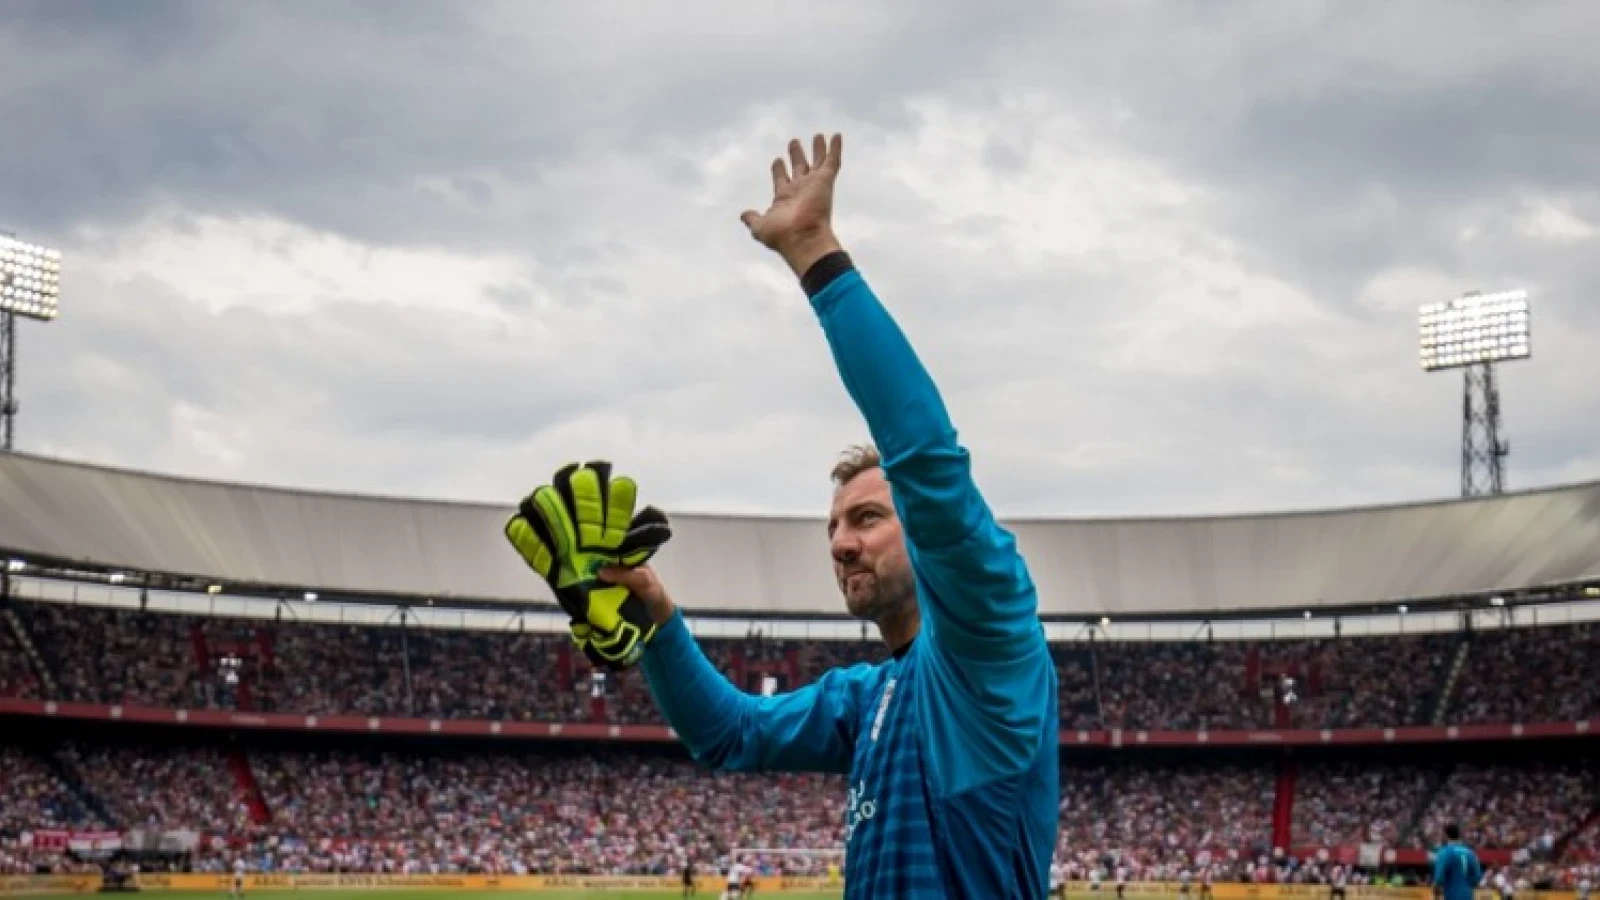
[504,461,672,671]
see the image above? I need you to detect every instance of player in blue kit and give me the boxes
[1433,823,1483,900]
[600,134,1060,897]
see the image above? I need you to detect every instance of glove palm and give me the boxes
[504,461,671,670]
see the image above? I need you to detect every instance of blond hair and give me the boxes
[830,444,882,487]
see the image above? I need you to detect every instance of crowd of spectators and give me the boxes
[1,737,1596,883]
[57,743,255,838]
[1291,763,1432,848]
[1416,763,1598,855]
[1304,634,1458,729]
[10,599,1599,732]
[1447,624,1600,725]
[1565,817,1600,864]
[28,604,201,709]
[1059,762,1275,860]
[0,746,103,838]
[1052,645,1100,730]
[0,613,43,700]
[1291,761,1600,862]
[1097,642,1268,731]
[0,746,104,876]
[243,748,843,875]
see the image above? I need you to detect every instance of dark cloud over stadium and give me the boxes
[3,0,1597,516]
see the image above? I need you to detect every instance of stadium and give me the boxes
[4,5,1600,900]
[2,451,1597,898]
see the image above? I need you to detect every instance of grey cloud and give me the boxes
[1,0,996,249]
[5,0,1599,517]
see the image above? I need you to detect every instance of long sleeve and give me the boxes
[807,260,1054,798]
[639,610,872,774]
[808,264,1042,659]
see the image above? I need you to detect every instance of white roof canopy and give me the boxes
[3,453,1598,617]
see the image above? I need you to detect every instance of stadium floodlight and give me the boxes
[1418,289,1530,372]
[1,230,62,452]
[1419,289,1532,497]
[0,235,60,322]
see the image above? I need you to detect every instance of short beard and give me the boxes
[843,566,916,623]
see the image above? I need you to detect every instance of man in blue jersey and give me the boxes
[1433,823,1483,900]
[600,134,1060,898]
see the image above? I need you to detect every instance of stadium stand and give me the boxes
[1446,623,1600,725]
[7,599,1599,732]
[0,611,43,700]
[1,727,1596,885]
[2,453,1599,888]
[1,599,1598,886]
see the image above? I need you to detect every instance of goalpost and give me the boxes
[730,845,846,878]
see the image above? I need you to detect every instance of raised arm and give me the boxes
[807,262,1039,655]
[638,609,870,774]
[739,134,1041,660]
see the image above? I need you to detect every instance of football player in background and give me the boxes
[1433,823,1483,900]
[722,858,749,899]
[1330,863,1349,900]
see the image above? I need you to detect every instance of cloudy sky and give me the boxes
[3,0,1597,518]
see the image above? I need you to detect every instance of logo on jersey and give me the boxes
[844,779,877,843]
[870,677,897,742]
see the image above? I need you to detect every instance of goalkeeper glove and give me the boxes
[504,460,672,671]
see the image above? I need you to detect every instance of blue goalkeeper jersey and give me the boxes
[642,262,1060,898]
[1434,841,1483,900]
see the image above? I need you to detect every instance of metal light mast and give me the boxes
[1418,289,1532,497]
[0,232,63,452]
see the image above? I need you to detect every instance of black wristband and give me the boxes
[800,251,855,298]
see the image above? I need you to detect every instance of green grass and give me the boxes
[31,883,851,890]
[3,883,1190,890]
[15,883,1190,890]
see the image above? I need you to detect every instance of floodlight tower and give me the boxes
[0,233,62,452]
[1418,289,1531,497]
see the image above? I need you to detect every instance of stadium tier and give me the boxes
[1,731,1597,887]
[1,597,1597,886]
[0,599,1597,732]
[3,453,1599,890]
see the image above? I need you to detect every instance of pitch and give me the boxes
[15,883,1209,890]
[28,893,848,900]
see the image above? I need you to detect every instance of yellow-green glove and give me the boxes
[504,461,671,671]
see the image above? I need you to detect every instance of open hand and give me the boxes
[740,133,845,276]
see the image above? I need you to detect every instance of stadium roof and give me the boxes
[2,452,1599,619]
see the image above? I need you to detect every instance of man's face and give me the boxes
[826,467,915,621]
